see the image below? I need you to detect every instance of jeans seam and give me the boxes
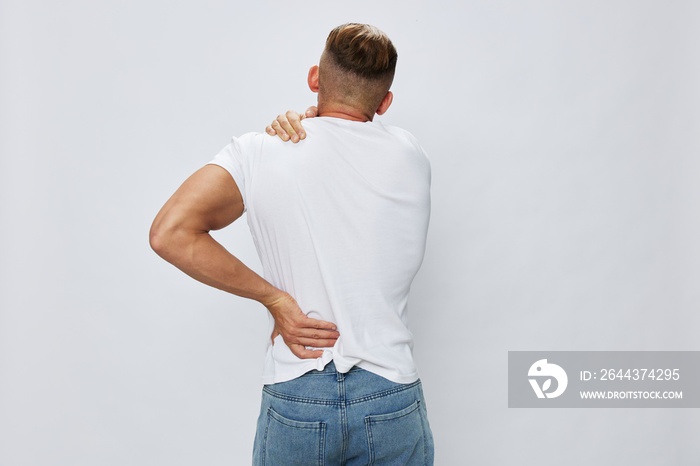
[261,408,271,466]
[319,423,326,466]
[337,371,348,465]
[418,400,428,464]
[263,387,341,406]
[365,416,375,466]
[347,380,421,405]
[263,380,420,407]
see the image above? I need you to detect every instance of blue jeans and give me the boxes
[252,361,434,465]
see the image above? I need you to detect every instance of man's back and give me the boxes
[209,116,431,384]
[152,23,435,464]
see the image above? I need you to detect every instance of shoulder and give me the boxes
[232,131,267,148]
[377,122,431,169]
[210,132,269,172]
[378,122,423,149]
[221,131,283,160]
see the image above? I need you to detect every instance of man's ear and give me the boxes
[375,91,393,115]
[307,65,320,93]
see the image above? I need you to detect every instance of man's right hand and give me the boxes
[265,106,318,143]
[263,291,339,359]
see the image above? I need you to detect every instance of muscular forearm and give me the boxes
[150,226,339,356]
[150,227,283,307]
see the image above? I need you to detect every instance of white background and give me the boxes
[1,0,699,464]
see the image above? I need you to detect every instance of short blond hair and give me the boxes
[319,23,398,114]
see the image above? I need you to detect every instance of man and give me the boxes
[150,23,434,465]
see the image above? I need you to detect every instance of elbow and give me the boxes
[149,219,180,260]
[150,209,202,264]
[149,222,168,257]
[149,217,196,266]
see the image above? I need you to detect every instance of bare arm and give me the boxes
[149,164,338,358]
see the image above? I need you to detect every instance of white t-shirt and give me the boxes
[208,117,431,384]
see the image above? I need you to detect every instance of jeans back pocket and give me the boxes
[364,400,429,465]
[261,407,326,466]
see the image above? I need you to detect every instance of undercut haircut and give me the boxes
[319,23,398,115]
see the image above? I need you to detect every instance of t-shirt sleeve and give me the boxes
[207,136,250,212]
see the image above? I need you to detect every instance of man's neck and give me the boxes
[317,102,374,122]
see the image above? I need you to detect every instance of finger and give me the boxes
[305,106,318,118]
[265,125,277,136]
[296,337,338,348]
[292,327,340,340]
[290,344,325,359]
[278,111,299,143]
[301,317,338,331]
[282,326,339,347]
[282,329,339,347]
[286,110,307,141]
[270,120,289,141]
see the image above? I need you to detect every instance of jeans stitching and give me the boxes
[261,408,271,466]
[365,400,420,423]
[338,372,348,464]
[262,388,340,406]
[348,381,421,405]
[319,423,326,466]
[263,407,326,465]
[364,399,425,465]
[365,416,375,466]
[262,380,421,406]
[420,401,428,464]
